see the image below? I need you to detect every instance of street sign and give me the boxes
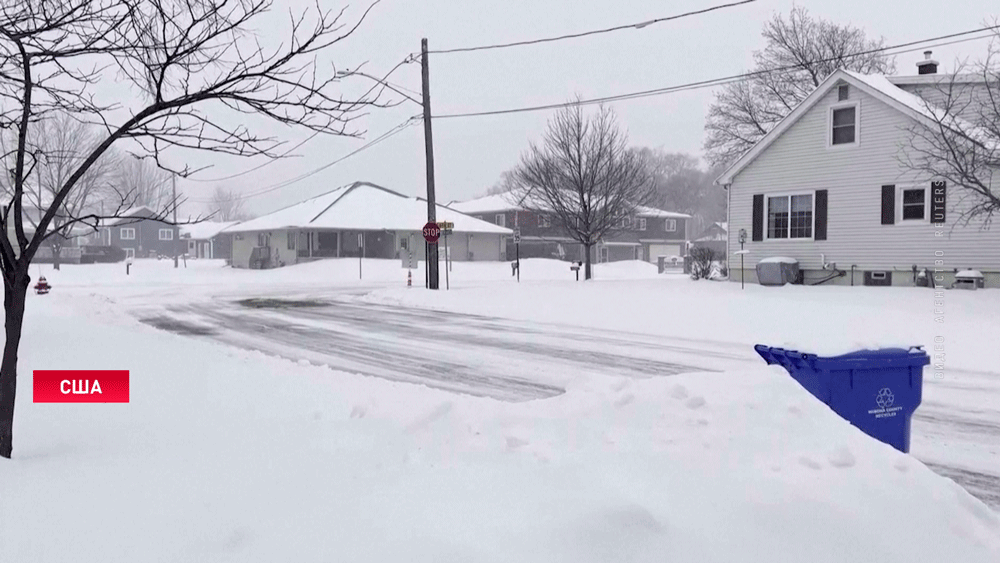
[422,221,441,243]
[513,228,521,243]
[436,221,454,230]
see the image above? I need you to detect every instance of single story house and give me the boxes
[447,193,691,263]
[180,220,239,260]
[223,181,512,269]
[716,54,1000,288]
[96,206,182,260]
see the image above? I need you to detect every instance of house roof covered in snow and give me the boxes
[223,182,512,235]
[448,193,691,218]
[102,206,163,227]
[181,221,240,240]
[715,69,993,186]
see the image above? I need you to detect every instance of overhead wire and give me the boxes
[426,0,758,54]
[432,26,1000,119]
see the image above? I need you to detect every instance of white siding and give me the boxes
[728,80,1000,282]
[468,233,501,261]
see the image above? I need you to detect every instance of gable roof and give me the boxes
[714,69,989,186]
[448,193,691,218]
[181,221,240,240]
[223,181,511,235]
[103,206,162,227]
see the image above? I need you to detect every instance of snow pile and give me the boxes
[757,256,799,264]
[1,291,999,562]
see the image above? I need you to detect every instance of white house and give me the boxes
[716,55,1000,288]
[223,182,512,269]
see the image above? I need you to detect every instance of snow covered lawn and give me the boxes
[1,258,998,561]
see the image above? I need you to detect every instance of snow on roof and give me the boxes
[225,182,512,235]
[103,206,161,226]
[449,193,690,218]
[181,221,240,240]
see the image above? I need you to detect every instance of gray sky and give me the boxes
[175,0,999,219]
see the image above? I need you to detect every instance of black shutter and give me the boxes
[930,181,946,224]
[752,194,764,241]
[814,190,828,240]
[881,185,895,225]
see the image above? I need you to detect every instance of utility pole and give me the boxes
[172,174,178,268]
[421,38,439,290]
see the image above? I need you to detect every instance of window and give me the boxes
[664,219,677,232]
[831,104,857,145]
[287,232,296,250]
[400,236,409,250]
[767,194,813,239]
[838,84,849,101]
[901,187,926,220]
[538,215,551,228]
[638,218,647,231]
[621,216,631,229]
[158,229,174,241]
[124,248,135,259]
[257,233,268,247]
[120,227,136,240]
[495,214,505,227]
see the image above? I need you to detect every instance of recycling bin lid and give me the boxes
[813,346,930,369]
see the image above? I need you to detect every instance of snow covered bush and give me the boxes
[690,247,722,280]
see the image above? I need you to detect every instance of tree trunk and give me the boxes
[584,242,593,280]
[0,275,29,459]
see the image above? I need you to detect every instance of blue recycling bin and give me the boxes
[754,345,929,453]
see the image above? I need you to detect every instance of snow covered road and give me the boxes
[131,292,1000,510]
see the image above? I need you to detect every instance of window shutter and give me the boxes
[814,190,828,240]
[752,194,764,241]
[930,181,946,224]
[881,185,895,225]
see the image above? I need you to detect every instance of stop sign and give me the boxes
[422,221,441,243]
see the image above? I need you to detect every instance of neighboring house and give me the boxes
[96,206,182,260]
[716,55,1000,288]
[691,222,728,255]
[180,221,239,260]
[448,193,691,263]
[223,181,511,269]
[4,202,89,263]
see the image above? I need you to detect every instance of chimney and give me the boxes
[916,50,938,75]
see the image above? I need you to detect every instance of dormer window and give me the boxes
[830,102,858,146]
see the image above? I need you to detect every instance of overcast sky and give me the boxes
[175,0,999,219]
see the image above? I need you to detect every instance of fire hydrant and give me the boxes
[34,276,51,295]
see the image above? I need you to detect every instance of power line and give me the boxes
[187,116,420,203]
[187,56,417,183]
[433,25,999,119]
[427,0,757,54]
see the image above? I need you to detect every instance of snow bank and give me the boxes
[1,291,998,562]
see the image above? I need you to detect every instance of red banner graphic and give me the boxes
[33,370,130,403]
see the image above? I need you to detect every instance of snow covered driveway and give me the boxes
[135,295,755,402]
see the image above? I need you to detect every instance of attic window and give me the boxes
[831,103,858,146]
[838,84,849,101]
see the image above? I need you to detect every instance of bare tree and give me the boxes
[513,104,655,280]
[0,0,394,458]
[900,36,1000,227]
[484,170,518,196]
[0,114,120,270]
[636,149,726,238]
[705,6,895,167]
[113,156,173,211]
[209,186,252,222]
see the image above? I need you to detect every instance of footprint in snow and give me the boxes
[505,436,529,450]
[893,457,910,473]
[614,393,635,408]
[669,384,689,400]
[827,446,856,468]
[349,405,366,419]
[685,396,706,410]
[788,405,803,417]
[798,456,823,470]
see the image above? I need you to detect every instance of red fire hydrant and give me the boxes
[34,276,51,295]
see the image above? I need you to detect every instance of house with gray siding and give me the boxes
[97,206,182,260]
[448,194,691,263]
[716,56,1000,288]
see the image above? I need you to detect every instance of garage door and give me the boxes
[648,244,682,263]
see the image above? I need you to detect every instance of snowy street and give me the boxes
[125,275,1000,511]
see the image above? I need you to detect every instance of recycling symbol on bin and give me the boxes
[876,388,895,409]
